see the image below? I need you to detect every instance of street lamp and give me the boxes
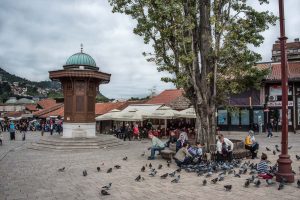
[276,0,294,183]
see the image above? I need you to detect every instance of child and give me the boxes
[257,153,273,179]
[188,142,205,162]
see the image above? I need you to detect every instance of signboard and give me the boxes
[267,101,293,107]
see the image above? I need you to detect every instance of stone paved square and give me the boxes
[0,131,300,200]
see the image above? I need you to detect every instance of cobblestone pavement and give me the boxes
[0,131,299,200]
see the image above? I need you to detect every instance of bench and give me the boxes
[209,139,251,161]
[160,143,176,160]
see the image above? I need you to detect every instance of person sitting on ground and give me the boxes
[147,132,165,160]
[165,131,177,147]
[257,153,273,179]
[174,142,193,167]
[188,142,205,163]
[176,133,188,152]
[245,130,259,159]
[216,134,234,162]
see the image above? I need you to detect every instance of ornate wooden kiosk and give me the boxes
[49,47,110,138]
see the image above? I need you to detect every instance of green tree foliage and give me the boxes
[47,90,64,99]
[96,92,111,102]
[109,0,277,146]
[0,82,12,103]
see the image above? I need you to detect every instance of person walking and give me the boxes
[9,121,16,140]
[267,120,273,138]
[123,124,131,141]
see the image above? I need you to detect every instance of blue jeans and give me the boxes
[267,128,273,137]
[150,146,165,158]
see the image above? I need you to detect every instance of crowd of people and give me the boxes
[0,117,63,144]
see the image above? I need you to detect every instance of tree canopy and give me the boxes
[109,0,277,146]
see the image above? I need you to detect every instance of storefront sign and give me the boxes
[267,101,293,107]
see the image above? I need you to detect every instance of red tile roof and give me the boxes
[40,106,64,118]
[146,89,184,105]
[261,61,300,81]
[25,104,38,112]
[33,103,63,117]
[37,99,57,109]
[95,102,128,116]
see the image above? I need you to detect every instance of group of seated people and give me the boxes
[147,130,205,165]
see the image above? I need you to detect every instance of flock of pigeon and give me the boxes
[57,144,300,197]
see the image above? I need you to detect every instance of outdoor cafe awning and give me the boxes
[176,107,196,118]
[95,109,121,121]
[143,106,179,119]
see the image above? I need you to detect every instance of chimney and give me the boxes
[295,38,299,42]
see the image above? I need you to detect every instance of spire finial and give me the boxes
[80,43,83,53]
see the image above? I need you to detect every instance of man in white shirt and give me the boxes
[216,134,234,162]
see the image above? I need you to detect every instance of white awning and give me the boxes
[143,106,180,119]
[176,107,196,118]
[95,109,121,121]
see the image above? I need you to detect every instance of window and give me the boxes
[278,109,292,125]
[253,110,264,124]
[241,110,250,125]
[230,111,239,125]
[218,110,227,125]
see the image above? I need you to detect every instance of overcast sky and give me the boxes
[0,0,299,99]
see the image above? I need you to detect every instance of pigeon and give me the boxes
[141,152,145,156]
[228,169,234,175]
[135,175,141,181]
[266,147,271,151]
[203,179,207,186]
[151,168,156,172]
[234,171,241,178]
[278,182,284,190]
[169,171,176,177]
[244,180,250,188]
[102,183,112,190]
[160,173,168,179]
[254,179,261,187]
[58,167,65,172]
[158,164,163,170]
[296,155,300,160]
[276,147,281,152]
[297,179,300,188]
[197,171,204,176]
[273,150,276,155]
[97,167,101,172]
[288,146,292,150]
[206,172,213,178]
[114,165,121,169]
[218,175,225,181]
[123,156,128,161]
[149,171,157,177]
[149,163,152,168]
[171,175,180,183]
[83,170,87,177]
[141,166,145,172]
[101,190,110,196]
[167,163,170,167]
[107,168,112,173]
[266,179,275,186]
[176,168,181,173]
[224,185,232,191]
[211,178,218,184]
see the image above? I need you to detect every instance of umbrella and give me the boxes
[176,107,196,118]
[143,106,179,119]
